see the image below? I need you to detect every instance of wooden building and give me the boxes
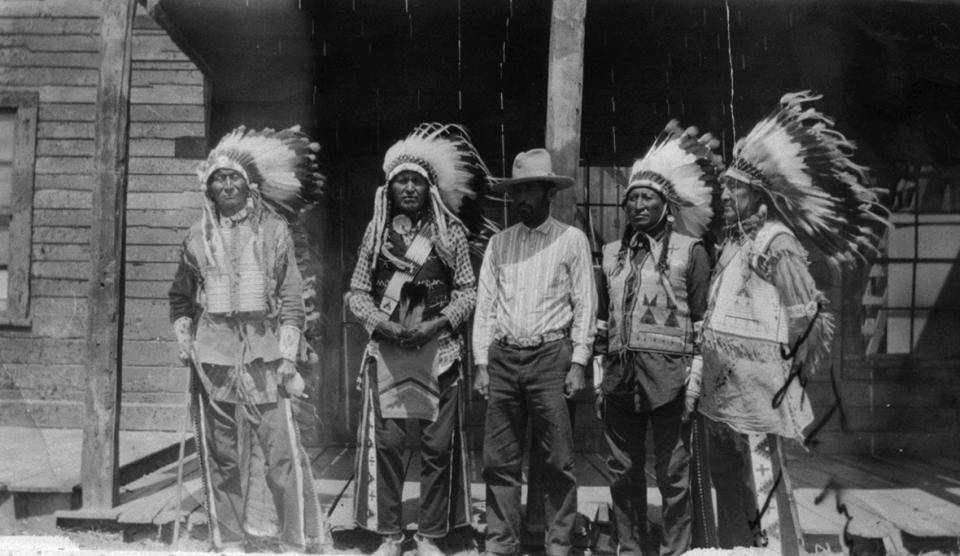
[1,0,959,513]
[0,2,205,431]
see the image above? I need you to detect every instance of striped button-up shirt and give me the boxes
[473,216,597,366]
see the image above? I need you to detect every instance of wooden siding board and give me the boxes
[126,191,203,210]
[0,364,86,392]
[128,157,196,175]
[132,60,202,71]
[126,263,178,281]
[0,17,98,35]
[0,1,100,18]
[128,138,177,157]
[34,189,93,209]
[129,104,205,122]
[35,174,94,190]
[31,244,89,262]
[124,280,172,299]
[32,278,88,299]
[38,122,95,139]
[0,67,99,86]
[32,227,89,245]
[0,35,98,53]
[123,340,178,368]
[125,244,179,262]
[36,156,94,174]
[38,86,96,103]
[129,121,204,138]
[131,70,203,87]
[0,338,85,364]
[126,208,196,226]
[33,261,90,279]
[123,367,187,395]
[127,226,188,245]
[130,85,204,105]
[33,209,91,226]
[37,139,96,157]
[0,50,99,69]
[38,104,96,122]
[131,35,191,62]
[127,175,198,193]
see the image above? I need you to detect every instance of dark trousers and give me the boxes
[372,367,466,537]
[704,417,760,549]
[198,398,323,550]
[483,340,578,556]
[603,395,692,556]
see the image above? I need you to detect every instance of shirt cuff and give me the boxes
[439,306,461,329]
[364,311,390,336]
[279,324,301,361]
[572,346,592,367]
[473,348,489,366]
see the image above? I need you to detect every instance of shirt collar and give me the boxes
[521,216,556,235]
[218,198,254,227]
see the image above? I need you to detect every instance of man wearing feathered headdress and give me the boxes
[594,122,718,556]
[168,126,328,553]
[689,92,890,550]
[347,123,493,556]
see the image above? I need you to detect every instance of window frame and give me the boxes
[0,90,38,327]
[863,213,960,359]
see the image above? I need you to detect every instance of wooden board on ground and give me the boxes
[319,446,360,531]
[115,454,201,525]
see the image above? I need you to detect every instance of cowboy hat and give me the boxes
[491,148,575,192]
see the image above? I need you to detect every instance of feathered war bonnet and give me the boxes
[194,125,325,271]
[625,120,719,239]
[368,122,496,264]
[723,91,890,269]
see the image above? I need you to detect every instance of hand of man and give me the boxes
[400,317,449,348]
[374,320,408,342]
[473,364,490,400]
[277,359,305,397]
[285,371,306,398]
[682,392,699,424]
[177,344,192,366]
[564,363,586,398]
[594,391,605,421]
[277,358,298,382]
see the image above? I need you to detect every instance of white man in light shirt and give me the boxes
[473,148,598,556]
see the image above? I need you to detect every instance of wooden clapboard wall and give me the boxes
[0,0,206,431]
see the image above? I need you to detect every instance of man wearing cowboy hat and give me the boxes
[473,148,597,556]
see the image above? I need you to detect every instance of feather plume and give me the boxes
[626,120,719,238]
[198,125,326,221]
[382,122,498,249]
[726,91,891,269]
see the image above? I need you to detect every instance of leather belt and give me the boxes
[495,330,567,349]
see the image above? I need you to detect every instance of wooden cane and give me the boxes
[172,355,197,550]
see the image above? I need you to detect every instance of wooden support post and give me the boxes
[82,0,136,510]
[524,0,588,533]
[545,0,587,226]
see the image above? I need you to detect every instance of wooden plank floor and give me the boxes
[99,444,960,552]
[0,426,182,493]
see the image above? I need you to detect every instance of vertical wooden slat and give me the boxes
[3,91,38,326]
[544,0,587,226]
[82,0,136,509]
